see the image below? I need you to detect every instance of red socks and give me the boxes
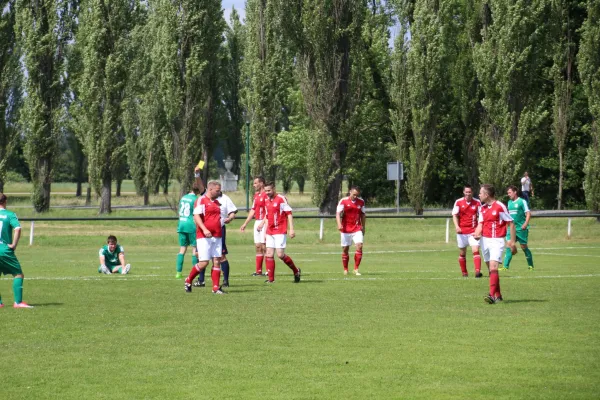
[473,251,481,274]
[266,257,275,282]
[458,256,467,275]
[354,251,363,270]
[256,254,264,274]
[282,255,299,274]
[490,270,501,298]
[211,267,221,291]
[342,254,349,271]
[186,264,201,283]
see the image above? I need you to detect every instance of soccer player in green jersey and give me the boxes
[98,235,131,274]
[502,185,534,270]
[0,193,33,308]
[175,182,203,279]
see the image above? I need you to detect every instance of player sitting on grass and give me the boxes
[98,235,131,274]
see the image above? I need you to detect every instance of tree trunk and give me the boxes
[163,169,169,195]
[100,174,111,214]
[296,175,305,195]
[143,189,149,206]
[116,179,122,197]
[0,180,4,193]
[32,156,52,212]
[76,181,82,197]
[558,149,563,210]
[85,186,91,206]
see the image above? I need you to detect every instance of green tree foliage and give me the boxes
[474,0,552,191]
[579,0,600,214]
[0,0,20,193]
[16,0,73,211]
[221,8,246,176]
[243,0,294,181]
[151,0,225,195]
[72,0,141,213]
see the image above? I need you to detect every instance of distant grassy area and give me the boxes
[2,180,318,210]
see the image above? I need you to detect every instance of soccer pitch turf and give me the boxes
[1,217,600,399]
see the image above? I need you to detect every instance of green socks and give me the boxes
[192,255,199,266]
[13,277,23,304]
[524,247,534,267]
[176,253,185,273]
[503,248,513,268]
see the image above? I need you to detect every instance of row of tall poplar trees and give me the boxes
[0,0,599,215]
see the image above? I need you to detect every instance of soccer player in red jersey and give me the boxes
[240,177,268,276]
[184,181,226,294]
[336,186,366,276]
[473,184,516,304]
[451,184,482,278]
[258,182,301,283]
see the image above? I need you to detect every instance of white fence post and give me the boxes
[29,221,35,245]
[445,218,450,243]
[567,218,572,239]
[319,218,324,241]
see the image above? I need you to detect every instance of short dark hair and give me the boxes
[107,235,118,243]
[481,184,496,198]
[349,185,361,193]
[463,184,472,190]
[507,185,518,193]
[264,181,275,189]
[0,193,6,205]
[192,183,201,195]
[254,176,265,184]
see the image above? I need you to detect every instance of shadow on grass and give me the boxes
[502,299,548,304]
[30,302,65,307]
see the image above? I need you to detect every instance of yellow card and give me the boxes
[196,160,205,170]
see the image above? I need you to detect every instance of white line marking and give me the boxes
[536,252,600,258]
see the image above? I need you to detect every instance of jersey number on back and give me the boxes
[179,203,191,218]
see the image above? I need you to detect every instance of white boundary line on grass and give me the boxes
[24,272,600,282]
[287,246,600,256]
[536,252,600,258]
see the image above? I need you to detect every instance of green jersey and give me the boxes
[507,197,530,231]
[177,193,198,233]
[99,244,124,267]
[0,208,20,248]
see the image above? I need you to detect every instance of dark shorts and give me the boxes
[222,225,228,255]
[0,248,23,276]
[506,230,529,245]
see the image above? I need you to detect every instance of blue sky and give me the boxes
[222,0,246,24]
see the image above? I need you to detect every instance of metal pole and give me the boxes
[29,221,35,245]
[396,161,400,213]
[319,218,324,241]
[445,218,450,243]
[567,218,572,239]
[245,122,250,211]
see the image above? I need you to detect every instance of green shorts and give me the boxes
[506,229,528,245]
[178,232,196,247]
[0,248,23,276]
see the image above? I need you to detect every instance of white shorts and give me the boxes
[456,234,480,249]
[254,220,266,244]
[480,237,505,263]
[266,234,287,249]
[196,237,223,261]
[341,231,364,247]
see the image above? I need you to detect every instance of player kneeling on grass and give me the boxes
[336,186,366,276]
[259,182,301,283]
[473,184,517,304]
[0,193,33,308]
[98,235,131,275]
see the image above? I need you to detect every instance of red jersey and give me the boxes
[452,197,481,235]
[193,195,222,239]
[264,194,292,235]
[252,191,268,220]
[478,200,513,238]
[336,197,366,233]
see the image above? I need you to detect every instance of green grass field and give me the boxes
[1,216,600,399]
